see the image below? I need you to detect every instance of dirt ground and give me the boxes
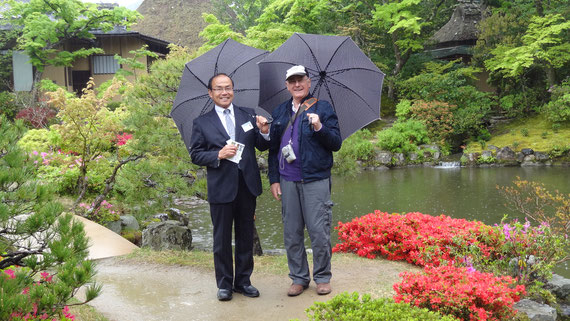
[86,256,418,321]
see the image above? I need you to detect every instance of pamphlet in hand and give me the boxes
[226,139,245,164]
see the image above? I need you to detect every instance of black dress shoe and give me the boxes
[233,285,260,297]
[217,288,233,301]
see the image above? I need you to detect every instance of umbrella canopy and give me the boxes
[171,38,269,151]
[258,33,385,140]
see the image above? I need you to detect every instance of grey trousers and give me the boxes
[280,178,333,285]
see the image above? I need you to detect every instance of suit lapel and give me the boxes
[234,106,251,143]
[205,109,229,140]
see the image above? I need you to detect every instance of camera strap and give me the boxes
[282,97,318,138]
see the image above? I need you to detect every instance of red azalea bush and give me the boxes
[333,211,500,267]
[115,132,133,146]
[15,107,57,128]
[394,265,526,321]
[2,268,76,321]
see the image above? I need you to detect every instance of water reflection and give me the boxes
[183,167,569,276]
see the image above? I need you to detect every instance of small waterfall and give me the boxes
[435,161,461,168]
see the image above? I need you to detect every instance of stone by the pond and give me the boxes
[546,274,570,302]
[105,220,122,234]
[120,215,140,231]
[514,299,557,321]
[496,146,516,161]
[142,220,192,251]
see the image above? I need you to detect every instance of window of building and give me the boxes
[92,55,120,74]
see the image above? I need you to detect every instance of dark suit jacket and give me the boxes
[189,105,270,204]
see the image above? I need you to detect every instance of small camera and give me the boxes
[281,143,296,163]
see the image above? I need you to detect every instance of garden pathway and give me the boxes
[86,256,416,321]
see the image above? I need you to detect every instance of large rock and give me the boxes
[521,148,534,156]
[535,152,550,161]
[514,299,557,321]
[546,274,570,302]
[105,220,122,234]
[142,220,192,251]
[481,150,493,158]
[393,153,405,166]
[120,215,140,231]
[496,146,516,161]
[375,151,393,165]
[167,208,190,226]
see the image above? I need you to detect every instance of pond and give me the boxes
[182,166,570,277]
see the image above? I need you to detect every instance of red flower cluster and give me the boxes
[333,211,498,267]
[115,132,133,146]
[394,265,526,321]
[15,107,56,128]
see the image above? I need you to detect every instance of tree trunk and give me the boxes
[30,69,43,104]
[90,155,144,214]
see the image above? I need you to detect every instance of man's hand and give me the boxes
[218,144,238,159]
[256,115,270,134]
[306,113,322,131]
[270,182,281,201]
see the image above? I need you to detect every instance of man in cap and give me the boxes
[267,65,342,296]
[190,73,270,301]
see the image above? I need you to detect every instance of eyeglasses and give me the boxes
[211,87,233,93]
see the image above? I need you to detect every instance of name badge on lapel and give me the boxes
[241,121,254,132]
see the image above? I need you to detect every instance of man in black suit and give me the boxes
[189,73,270,301]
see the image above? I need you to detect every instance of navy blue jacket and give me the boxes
[190,106,270,204]
[268,96,342,184]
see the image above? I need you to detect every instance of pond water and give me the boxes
[182,166,569,277]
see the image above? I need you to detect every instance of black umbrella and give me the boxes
[258,33,385,140]
[171,38,269,151]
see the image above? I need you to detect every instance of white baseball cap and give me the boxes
[285,65,307,80]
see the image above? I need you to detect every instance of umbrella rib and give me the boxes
[214,40,231,75]
[326,67,385,76]
[185,63,208,88]
[315,76,378,114]
[297,34,323,74]
[323,37,350,71]
[229,52,268,78]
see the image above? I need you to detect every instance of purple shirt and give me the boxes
[278,108,302,181]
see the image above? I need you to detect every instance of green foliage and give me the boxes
[210,0,271,33]
[398,61,492,141]
[304,292,457,321]
[376,119,430,154]
[116,45,200,216]
[477,154,496,164]
[48,79,125,197]
[0,91,20,120]
[408,100,455,145]
[333,129,375,175]
[114,45,159,82]
[485,14,570,83]
[0,115,100,319]
[16,128,61,152]
[541,80,570,123]
[2,0,141,72]
[395,99,412,119]
[198,14,247,54]
[521,128,529,136]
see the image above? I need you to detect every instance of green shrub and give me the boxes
[17,127,61,152]
[477,155,496,164]
[521,128,529,137]
[333,129,375,175]
[541,81,570,123]
[304,292,457,321]
[0,91,20,120]
[395,99,412,119]
[376,120,430,154]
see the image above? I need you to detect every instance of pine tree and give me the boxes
[0,115,100,320]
